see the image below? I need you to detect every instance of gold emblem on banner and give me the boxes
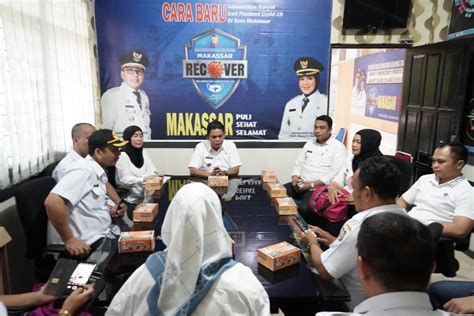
[132,51,142,62]
[300,60,308,69]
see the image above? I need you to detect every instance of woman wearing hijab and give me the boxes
[115,125,157,206]
[327,129,382,204]
[106,183,270,316]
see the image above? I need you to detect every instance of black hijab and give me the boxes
[352,129,382,171]
[122,125,144,168]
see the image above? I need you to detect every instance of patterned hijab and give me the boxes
[151,183,234,315]
[352,129,382,171]
[122,125,144,168]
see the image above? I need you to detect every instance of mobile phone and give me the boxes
[293,216,321,237]
[293,216,309,232]
[65,263,96,294]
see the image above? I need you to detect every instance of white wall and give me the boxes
[145,146,301,182]
[145,147,474,183]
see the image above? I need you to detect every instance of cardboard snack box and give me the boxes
[132,221,154,231]
[261,170,277,183]
[208,175,228,187]
[274,197,297,215]
[118,230,155,253]
[144,174,164,190]
[266,183,287,198]
[257,241,301,271]
[133,203,158,222]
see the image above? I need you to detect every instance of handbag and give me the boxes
[309,185,349,222]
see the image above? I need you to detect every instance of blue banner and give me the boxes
[351,50,406,122]
[95,0,332,140]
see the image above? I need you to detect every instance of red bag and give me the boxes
[309,185,349,222]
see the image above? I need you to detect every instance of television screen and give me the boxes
[343,0,411,29]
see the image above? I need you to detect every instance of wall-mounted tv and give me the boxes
[343,0,411,30]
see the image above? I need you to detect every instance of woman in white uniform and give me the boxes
[106,182,270,316]
[115,125,157,207]
[278,56,328,140]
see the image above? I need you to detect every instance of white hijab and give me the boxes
[158,182,233,315]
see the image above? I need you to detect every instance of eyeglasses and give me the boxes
[123,68,145,76]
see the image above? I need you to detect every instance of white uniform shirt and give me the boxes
[332,154,354,189]
[115,150,157,204]
[52,149,83,181]
[320,204,407,310]
[0,302,6,316]
[47,156,112,245]
[188,139,242,172]
[403,174,474,225]
[291,137,346,184]
[278,91,327,140]
[105,262,270,316]
[101,82,152,139]
[317,292,454,316]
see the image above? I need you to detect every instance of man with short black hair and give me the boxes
[318,212,452,315]
[286,115,346,222]
[301,156,406,310]
[398,142,473,239]
[52,123,96,181]
[188,120,242,178]
[45,129,128,257]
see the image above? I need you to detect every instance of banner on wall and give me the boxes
[448,0,474,39]
[95,0,332,140]
[351,50,406,122]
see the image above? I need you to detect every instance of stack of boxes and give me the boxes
[258,171,301,273]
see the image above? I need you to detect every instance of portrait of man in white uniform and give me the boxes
[101,50,152,139]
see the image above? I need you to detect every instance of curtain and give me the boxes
[0,0,96,189]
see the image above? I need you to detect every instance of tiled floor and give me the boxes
[430,250,474,283]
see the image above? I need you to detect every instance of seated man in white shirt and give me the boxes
[188,120,242,178]
[52,123,126,220]
[301,156,407,310]
[318,212,453,316]
[52,123,96,181]
[398,142,473,239]
[45,129,128,257]
[285,115,346,223]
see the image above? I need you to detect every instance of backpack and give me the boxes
[309,185,349,222]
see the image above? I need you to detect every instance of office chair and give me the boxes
[385,155,413,196]
[15,176,67,282]
[38,161,60,178]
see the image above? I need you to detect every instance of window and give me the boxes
[0,0,96,189]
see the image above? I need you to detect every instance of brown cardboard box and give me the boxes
[261,170,277,183]
[208,175,228,187]
[144,174,164,190]
[257,241,301,271]
[132,222,155,231]
[118,230,155,253]
[266,183,287,198]
[133,203,158,222]
[145,189,162,199]
[0,227,12,248]
[274,197,297,215]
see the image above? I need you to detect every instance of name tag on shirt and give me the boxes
[289,109,296,112]
[125,105,134,108]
